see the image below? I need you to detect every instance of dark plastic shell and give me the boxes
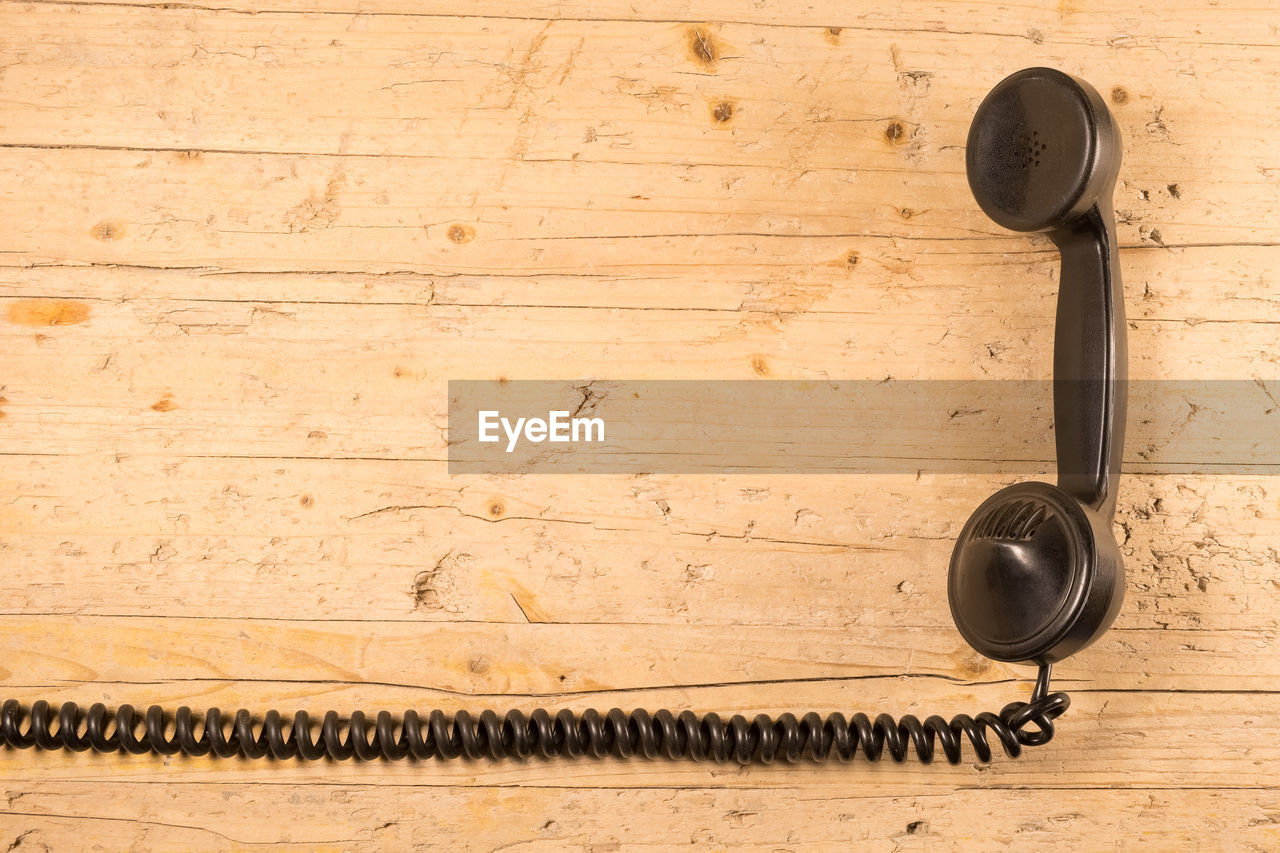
[951,67,1127,665]
[949,482,1124,664]
[966,67,1120,233]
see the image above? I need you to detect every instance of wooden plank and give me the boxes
[0,614,1273,694]
[18,0,1280,49]
[0,145,1272,272]
[0,291,1274,463]
[4,243,1278,320]
[0,457,1276,631]
[2,2,1277,167]
[0,784,1276,850]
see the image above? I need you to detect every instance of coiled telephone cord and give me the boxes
[0,664,1067,765]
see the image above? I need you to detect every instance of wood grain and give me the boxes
[2,0,1279,849]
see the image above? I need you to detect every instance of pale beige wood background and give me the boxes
[1,0,1279,849]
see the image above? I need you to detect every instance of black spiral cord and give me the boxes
[0,664,1068,765]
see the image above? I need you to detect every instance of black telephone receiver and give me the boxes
[950,67,1127,666]
[0,68,1125,765]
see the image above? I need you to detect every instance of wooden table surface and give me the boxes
[2,0,1278,849]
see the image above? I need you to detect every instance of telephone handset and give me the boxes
[0,68,1125,765]
[951,66,1126,666]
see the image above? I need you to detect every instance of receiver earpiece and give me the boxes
[950,67,1127,664]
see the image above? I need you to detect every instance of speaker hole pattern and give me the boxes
[1016,129,1047,168]
[972,499,1051,542]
